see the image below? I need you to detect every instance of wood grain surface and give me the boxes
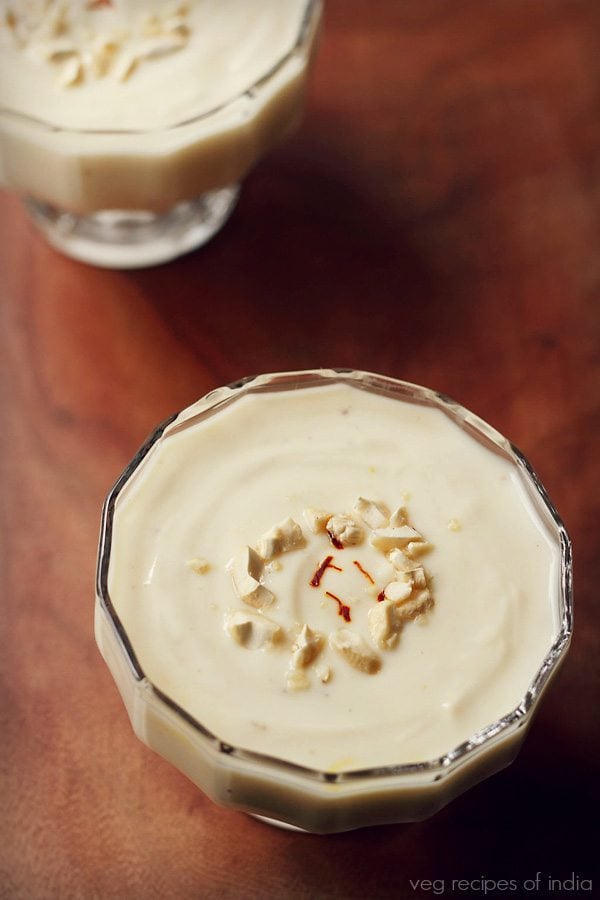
[1,1,598,898]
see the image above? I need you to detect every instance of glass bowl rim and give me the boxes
[96,367,573,789]
[0,0,321,137]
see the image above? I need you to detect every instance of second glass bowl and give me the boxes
[0,1,321,267]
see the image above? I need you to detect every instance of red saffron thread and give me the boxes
[377,589,386,602]
[325,591,352,622]
[326,528,344,550]
[353,560,374,584]
[310,556,342,587]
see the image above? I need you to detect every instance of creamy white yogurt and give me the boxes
[107,380,560,772]
[0,1,318,211]
[0,1,309,130]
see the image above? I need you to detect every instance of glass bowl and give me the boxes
[0,1,321,268]
[95,369,572,833]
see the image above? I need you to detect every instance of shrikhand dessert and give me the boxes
[95,370,572,831]
[0,2,320,264]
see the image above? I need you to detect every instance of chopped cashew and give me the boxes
[114,52,137,82]
[316,665,332,683]
[368,600,402,649]
[41,40,77,62]
[303,507,331,534]
[225,610,282,650]
[90,39,118,77]
[411,566,428,588]
[395,589,433,622]
[327,514,363,547]
[388,550,427,586]
[231,546,274,608]
[291,624,323,669]
[141,14,162,37]
[329,628,381,674]
[389,505,408,527]
[388,548,411,571]
[187,557,210,575]
[354,497,390,530]
[370,526,422,552]
[286,670,310,691]
[256,517,305,561]
[57,55,82,86]
[233,545,263,580]
[137,32,188,62]
[381,580,412,603]
[404,540,433,559]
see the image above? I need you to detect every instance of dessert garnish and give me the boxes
[222,498,435,688]
[1,1,191,87]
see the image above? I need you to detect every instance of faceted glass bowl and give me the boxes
[0,1,321,267]
[95,369,572,833]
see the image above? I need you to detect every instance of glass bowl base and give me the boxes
[24,184,240,269]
